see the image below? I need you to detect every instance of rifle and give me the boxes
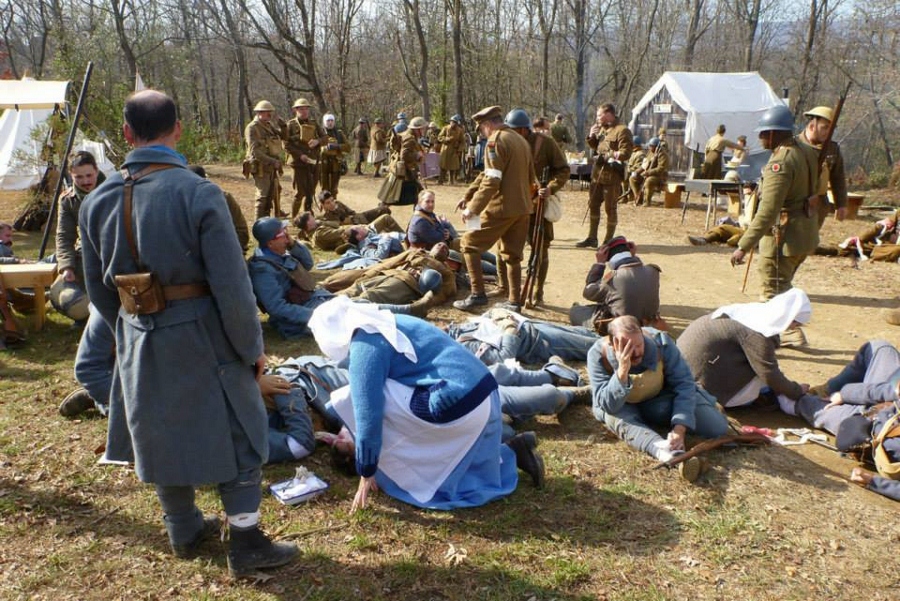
[522,166,550,307]
[650,432,771,471]
[806,82,851,217]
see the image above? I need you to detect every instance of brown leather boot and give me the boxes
[603,222,617,244]
[487,256,509,298]
[507,260,523,309]
[576,218,599,247]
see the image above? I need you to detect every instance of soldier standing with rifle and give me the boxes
[504,108,570,306]
[731,105,819,344]
[244,100,286,219]
[284,98,326,217]
[577,103,633,247]
[797,96,850,228]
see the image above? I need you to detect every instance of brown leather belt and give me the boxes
[162,283,211,301]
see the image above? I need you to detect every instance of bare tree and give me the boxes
[394,0,431,118]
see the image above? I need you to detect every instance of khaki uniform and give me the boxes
[797,130,848,229]
[586,120,633,243]
[368,126,388,170]
[319,127,351,199]
[322,200,390,225]
[737,139,819,299]
[284,118,326,216]
[460,125,536,303]
[308,214,402,251]
[378,130,424,206]
[629,146,669,206]
[324,248,456,305]
[223,191,250,253]
[244,116,284,219]
[524,131,569,301]
[700,133,736,179]
[351,124,370,173]
[438,123,465,182]
[550,122,571,148]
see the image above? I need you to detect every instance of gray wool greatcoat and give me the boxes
[79,147,268,486]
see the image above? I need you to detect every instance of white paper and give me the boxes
[466,215,481,231]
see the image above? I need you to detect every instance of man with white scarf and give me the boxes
[308,296,544,512]
[677,289,812,410]
[319,113,351,199]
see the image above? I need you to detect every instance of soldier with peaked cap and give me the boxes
[284,98,327,216]
[438,115,466,185]
[454,105,536,312]
[797,105,848,227]
[244,100,286,219]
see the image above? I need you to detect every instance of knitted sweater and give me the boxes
[676,314,803,402]
[348,315,496,477]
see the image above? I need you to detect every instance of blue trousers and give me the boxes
[74,307,115,415]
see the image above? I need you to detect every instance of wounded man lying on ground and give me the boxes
[447,307,600,366]
[813,209,899,262]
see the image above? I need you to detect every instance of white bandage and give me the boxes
[484,168,502,180]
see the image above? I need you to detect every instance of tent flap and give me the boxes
[0,79,71,109]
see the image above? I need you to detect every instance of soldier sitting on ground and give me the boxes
[294,211,403,252]
[317,190,390,225]
[569,236,665,335]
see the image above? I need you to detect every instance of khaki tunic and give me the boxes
[797,130,848,222]
[463,126,535,219]
[738,139,819,257]
[244,117,283,172]
[324,248,456,305]
[438,124,465,171]
[284,118,326,167]
[528,131,570,243]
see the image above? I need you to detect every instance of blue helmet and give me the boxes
[252,217,287,245]
[648,137,660,147]
[633,135,643,146]
[755,104,795,133]
[504,108,532,130]
[396,112,407,121]
[418,268,443,293]
[450,114,462,124]
[394,122,408,134]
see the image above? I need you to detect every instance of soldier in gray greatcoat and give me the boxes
[79,90,296,578]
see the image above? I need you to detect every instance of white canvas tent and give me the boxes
[0,78,115,190]
[628,71,786,178]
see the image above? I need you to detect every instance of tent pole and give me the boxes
[39,61,93,260]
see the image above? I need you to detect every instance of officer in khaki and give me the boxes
[504,108,570,305]
[244,100,285,219]
[284,98,326,216]
[797,105,848,228]
[454,105,536,312]
[579,103,633,247]
[732,105,819,300]
[438,116,465,184]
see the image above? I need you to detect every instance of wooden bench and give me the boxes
[664,183,685,209]
[0,263,58,331]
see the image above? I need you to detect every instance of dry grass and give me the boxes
[1,165,899,600]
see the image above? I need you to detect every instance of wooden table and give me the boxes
[0,262,58,331]
[680,179,743,230]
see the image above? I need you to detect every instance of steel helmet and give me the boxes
[253,100,275,112]
[291,98,311,109]
[396,112,408,121]
[49,277,90,322]
[504,108,532,130]
[632,135,643,146]
[394,122,408,134]
[409,116,428,129]
[803,105,834,122]
[450,114,462,124]
[252,217,288,245]
[417,268,442,293]
[648,137,660,147]
[755,104,795,132]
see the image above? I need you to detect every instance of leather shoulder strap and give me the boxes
[120,164,178,269]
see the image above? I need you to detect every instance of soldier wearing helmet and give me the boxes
[378,116,428,206]
[628,136,669,207]
[244,100,287,219]
[504,107,570,305]
[351,118,370,175]
[438,115,466,185]
[798,105,848,227]
[731,104,820,306]
[284,98,327,216]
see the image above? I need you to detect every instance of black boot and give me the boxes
[506,431,545,488]
[227,526,298,578]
